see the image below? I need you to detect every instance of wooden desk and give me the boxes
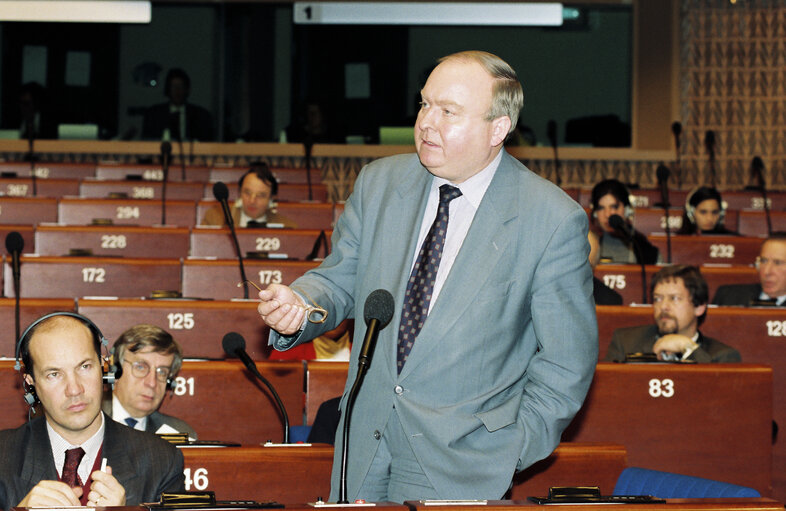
[562,363,772,495]
[180,445,333,502]
[77,298,273,360]
[593,265,758,305]
[0,177,79,198]
[305,361,348,424]
[197,201,335,230]
[3,256,181,298]
[630,208,740,236]
[203,182,329,203]
[157,360,304,445]
[0,225,34,254]
[58,198,197,227]
[190,227,331,260]
[0,197,58,225]
[182,259,320,300]
[35,225,190,258]
[737,211,786,237]
[210,166,323,185]
[576,189,690,210]
[80,179,206,201]
[0,360,30,430]
[722,191,786,211]
[95,163,211,182]
[0,298,75,357]
[648,235,761,266]
[404,499,784,511]
[0,161,96,179]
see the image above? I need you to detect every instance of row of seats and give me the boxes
[0,197,341,229]
[567,187,779,211]
[0,162,323,184]
[0,177,328,202]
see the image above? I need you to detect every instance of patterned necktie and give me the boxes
[397,184,463,374]
[62,447,85,487]
[125,417,138,428]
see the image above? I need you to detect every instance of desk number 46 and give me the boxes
[183,467,209,491]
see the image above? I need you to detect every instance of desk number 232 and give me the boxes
[648,378,674,398]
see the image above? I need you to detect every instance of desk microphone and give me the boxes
[5,231,23,342]
[160,141,171,225]
[609,215,647,303]
[213,181,249,298]
[656,164,672,263]
[222,332,290,444]
[338,290,394,503]
[752,156,772,236]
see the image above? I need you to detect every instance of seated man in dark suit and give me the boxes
[713,235,786,306]
[103,324,197,439]
[606,265,741,363]
[142,68,214,142]
[0,313,184,509]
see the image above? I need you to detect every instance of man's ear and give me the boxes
[23,373,34,386]
[694,303,707,318]
[490,116,512,147]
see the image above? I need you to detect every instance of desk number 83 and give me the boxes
[648,378,674,398]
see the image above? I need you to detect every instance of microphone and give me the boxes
[656,164,672,263]
[338,289,395,503]
[752,156,772,236]
[303,132,315,201]
[609,214,633,239]
[160,141,171,225]
[25,113,37,196]
[671,121,683,187]
[705,130,717,188]
[546,120,561,186]
[671,122,682,149]
[213,182,249,298]
[169,111,187,180]
[5,231,24,343]
[222,332,290,444]
[610,214,648,304]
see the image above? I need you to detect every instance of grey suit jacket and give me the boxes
[102,397,198,439]
[605,324,742,363]
[0,414,184,509]
[712,283,766,306]
[271,151,598,500]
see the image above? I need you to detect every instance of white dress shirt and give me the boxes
[47,412,106,484]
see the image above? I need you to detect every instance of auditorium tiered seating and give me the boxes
[35,225,190,258]
[197,200,335,230]
[190,227,331,260]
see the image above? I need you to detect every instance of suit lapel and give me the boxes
[398,154,521,380]
[21,418,58,485]
[103,416,140,496]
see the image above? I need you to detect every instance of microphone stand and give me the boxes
[161,143,171,225]
[304,133,314,201]
[705,130,716,188]
[671,122,682,188]
[27,123,37,197]
[753,157,772,236]
[656,165,672,264]
[218,194,249,299]
[547,120,561,186]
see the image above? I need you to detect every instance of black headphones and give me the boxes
[15,312,119,408]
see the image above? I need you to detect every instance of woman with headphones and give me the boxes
[590,178,659,264]
[677,186,737,235]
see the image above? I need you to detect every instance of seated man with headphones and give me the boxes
[590,178,659,265]
[0,313,184,509]
[201,162,297,228]
[104,324,197,439]
[713,234,786,306]
[677,186,736,235]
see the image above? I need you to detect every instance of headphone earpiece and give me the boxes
[685,187,727,228]
[22,380,37,407]
[167,376,176,391]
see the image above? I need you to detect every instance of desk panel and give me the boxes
[210,166,323,185]
[58,198,196,227]
[95,164,210,182]
[404,499,784,511]
[3,256,181,298]
[737,211,786,237]
[649,235,761,266]
[182,259,320,300]
[197,201,334,230]
[0,225,34,254]
[0,360,30,430]
[0,178,79,198]
[181,445,333,503]
[723,191,786,211]
[593,265,758,305]
[0,162,96,179]
[630,208,739,236]
[202,182,329,203]
[35,225,190,258]
[157,360,303,445]
[563,364,772,494]
[77,299,272,360]
[576,189,690,210]
[0,197,58,225]
[0,298,76,357]
[305,361,348,425]
[190,227,331,260]
[80,179,205,200]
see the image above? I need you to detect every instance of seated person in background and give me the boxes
[590,178,659,264]
[588,231,623,305]
[713,235,786,306]
[201,163,296,228]
[606,265,741,363]
[677,186,736,235]
[0,314,183,509]
[104,324,197,439]
[142,68,213,142]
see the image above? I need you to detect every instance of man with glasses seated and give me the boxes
[103,325,197,439]
[606,265,740,363]
[713,234,786,306]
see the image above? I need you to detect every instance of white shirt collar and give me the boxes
[429,150,502,209]
[111,393,148,431]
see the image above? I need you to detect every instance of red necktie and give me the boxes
[62,447,85,487]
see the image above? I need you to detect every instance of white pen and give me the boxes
[100,457,108,472]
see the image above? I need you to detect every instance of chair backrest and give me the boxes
[613,467,761,498]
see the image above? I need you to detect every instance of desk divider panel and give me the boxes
[196,200,334,230]
[80,179,205,201]
[0,225,34,254]
[209,167,323,185]
[182,259,320,300]
[648,235,762,266]
[0,197,58,225]
[0,162,96,179]
[738,211,786,237]
[202,182,329,203]
[35,225,190,258]
[0,298,76,357]
[0,177,80,198]
[95,164,211,182]
[190,227,330,260]
[58,197,197,227]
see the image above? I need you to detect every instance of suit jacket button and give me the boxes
[394,385,404,395]
[373,430,381,440]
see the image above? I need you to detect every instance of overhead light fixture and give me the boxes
[0,1,151,23]
[293,2,563,26]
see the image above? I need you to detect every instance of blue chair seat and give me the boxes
[613,467,761,498]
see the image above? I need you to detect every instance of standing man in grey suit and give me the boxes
[103,324,197,439]
[0,314,184,509]
[257,51,597,502]
[606,265,740,363]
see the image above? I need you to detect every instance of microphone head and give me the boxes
[222,332,246,357]
[212,181,229,201]
[671,121,682,137]
[160,141,172,156]
[609,214,627,231]
[656,164,670,183]
[5,231,24,254]
[752,156,764,171]
[364,289,395,328]
[704,130,715,147]
[546,120,557,143]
